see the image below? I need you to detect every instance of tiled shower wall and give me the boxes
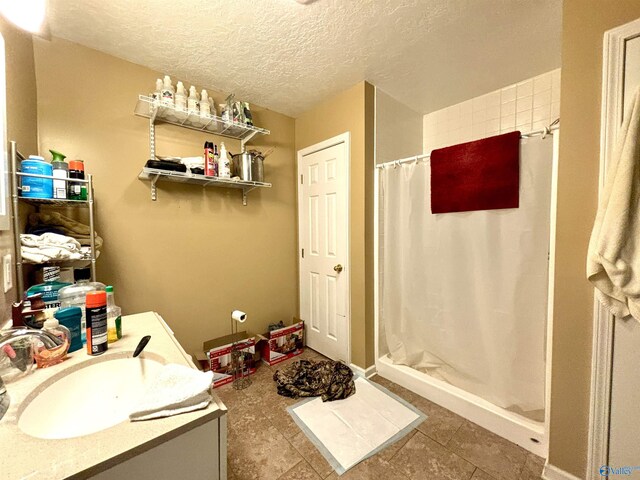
[423,68,561,152]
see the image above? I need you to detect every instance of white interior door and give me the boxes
[298,134,350,362]
[608,31,640,475]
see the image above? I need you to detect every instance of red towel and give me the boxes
[430,131,521,214]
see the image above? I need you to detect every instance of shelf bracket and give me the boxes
[151,174,160,201]
[242,186,258,206]
[149,117,156,160]
[240,130,259,150]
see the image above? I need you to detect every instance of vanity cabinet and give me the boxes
[92,413,227,480]
[0,311,227,480]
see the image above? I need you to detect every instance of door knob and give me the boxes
[333,264,343,273]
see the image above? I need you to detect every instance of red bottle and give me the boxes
[204,141,216,176]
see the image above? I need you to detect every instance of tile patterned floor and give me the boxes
[215,348,545,480]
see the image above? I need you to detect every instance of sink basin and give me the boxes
[18,353,164,439]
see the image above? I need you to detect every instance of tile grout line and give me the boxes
[443,419,466,448]
[443,421,528,480]
[441,421,498,479]
[384,429,417,463]
[274,457,306,480]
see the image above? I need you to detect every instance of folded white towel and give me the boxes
[129,364,214,422]
[21,232,81,251]
[587,86,640,320]
[21,246,85,263]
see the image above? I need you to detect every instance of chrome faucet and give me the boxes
[0,328,63,420]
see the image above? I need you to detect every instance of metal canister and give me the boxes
[232,149,253,181]
[249,150,265,183]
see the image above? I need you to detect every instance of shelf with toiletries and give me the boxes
[135,76,273,205]
[9,141,100,299]
[134,94,270,144]
[138,166,272,204]
[135,76,269,145]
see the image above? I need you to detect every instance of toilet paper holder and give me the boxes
[230,309,251,390]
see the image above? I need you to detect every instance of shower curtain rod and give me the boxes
[375,120,560,169]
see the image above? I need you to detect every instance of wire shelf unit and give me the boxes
[10,141,98,297]
[134,95,270,148]
[138,167,272,205]
[17,197,89,208]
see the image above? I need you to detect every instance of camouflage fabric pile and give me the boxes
[273,359,356,402]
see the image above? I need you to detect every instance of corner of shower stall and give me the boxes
[373,132,560,459]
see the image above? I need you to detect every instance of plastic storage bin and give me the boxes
[21,156,53,198]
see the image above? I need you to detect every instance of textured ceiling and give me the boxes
[47,0,562,117]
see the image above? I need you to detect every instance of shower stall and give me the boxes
[374,131,558,457]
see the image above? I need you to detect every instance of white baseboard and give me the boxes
[542,463,583,480]
[350,363,377,379]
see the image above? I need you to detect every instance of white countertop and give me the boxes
[0,311,226,479]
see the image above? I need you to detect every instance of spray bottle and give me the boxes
[218,142,231,179]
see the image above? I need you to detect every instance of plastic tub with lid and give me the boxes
[21,155,53,198]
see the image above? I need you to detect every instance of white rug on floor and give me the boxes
[288,376,426,475]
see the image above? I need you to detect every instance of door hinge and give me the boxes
[301,248,304,258]
[300,174,303,184]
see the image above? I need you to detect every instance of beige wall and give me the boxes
[549,2,640,477]
[0,19,38,322]
[295,81,376,368]
[33,37,297,355]
[375,89,423,165]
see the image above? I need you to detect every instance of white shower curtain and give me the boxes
[381,136,553,416]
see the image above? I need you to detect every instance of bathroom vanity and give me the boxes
[0,311,227,479]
